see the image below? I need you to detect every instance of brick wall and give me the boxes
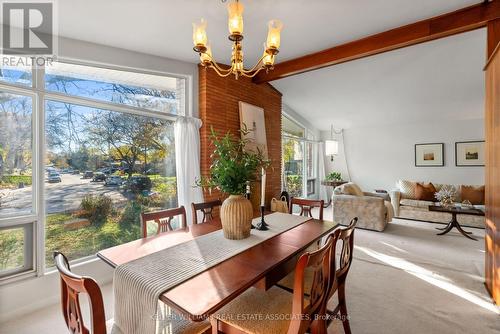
[198,65,282,209]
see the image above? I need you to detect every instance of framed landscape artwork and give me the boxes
[415,143,444,167]
[238,101,268,159]
[455,141,485,166]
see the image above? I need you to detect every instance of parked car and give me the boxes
[127,176,152,193]
[47,172,62,183]
[83,171,94,179]
[105,175,123,186]
[72,170,80,175]
[92,172,106,182]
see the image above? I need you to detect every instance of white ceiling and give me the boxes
[56,0,479,66]
[54,0,486,130]
[274,29,486,130]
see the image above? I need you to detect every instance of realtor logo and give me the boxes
[2,2,54,55]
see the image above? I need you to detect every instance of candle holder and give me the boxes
[254,206,269,230]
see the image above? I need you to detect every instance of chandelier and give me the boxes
[192,0,283,79]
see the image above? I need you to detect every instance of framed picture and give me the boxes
[455,141,485,166]
[238,101,268,159]
[415,143,444,167]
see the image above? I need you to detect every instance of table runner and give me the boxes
[113,212,311,334]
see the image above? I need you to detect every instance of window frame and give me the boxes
[281,113,318,198]
[0,59,191,284]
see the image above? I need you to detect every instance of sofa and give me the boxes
[390,180,485,228]
[332,183,393,232]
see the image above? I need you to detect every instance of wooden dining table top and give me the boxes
[97,214,338,321]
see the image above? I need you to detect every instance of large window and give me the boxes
[282,114,317,198]
[0,61,187,280]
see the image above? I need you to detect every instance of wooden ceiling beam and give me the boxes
[253,1,500,84]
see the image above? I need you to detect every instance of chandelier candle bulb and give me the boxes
[192,19,208,51]
[227,0,244,37]
[266,20,283,51]
[200,45,212,64]
[262,48,274,67]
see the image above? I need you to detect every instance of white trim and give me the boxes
[34,64,46,276]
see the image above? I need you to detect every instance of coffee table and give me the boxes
[428,205,484,241]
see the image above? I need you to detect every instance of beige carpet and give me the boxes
[326,218,499,334]
[1,218,498,334]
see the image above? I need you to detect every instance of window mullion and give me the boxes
[34,65,46,276]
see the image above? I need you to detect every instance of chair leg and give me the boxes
[310,312,328,334]
[210,317,219,334]
[338,283,351,334]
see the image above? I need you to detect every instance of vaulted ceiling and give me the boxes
[55,0,485,129]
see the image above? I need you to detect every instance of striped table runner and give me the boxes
[113,212,311,334]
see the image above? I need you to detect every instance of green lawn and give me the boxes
[0,175,177,271]
[0,174,32,188]
[44,201,142,268]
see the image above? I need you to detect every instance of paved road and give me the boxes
[0,174,128,216]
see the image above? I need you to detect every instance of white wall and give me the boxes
[0,37,198,323]
[336,118,484,191]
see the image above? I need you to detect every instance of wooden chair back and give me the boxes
[328,217,357,300]
[141,206,187,238]
[53,251,106,334]
[191,199,222,224]
[288,232,338,334]
[289,197,324,221]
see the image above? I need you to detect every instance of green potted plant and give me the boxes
[326,171,342,181]
[197,127,270,240]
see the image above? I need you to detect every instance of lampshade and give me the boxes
[266,19,283,50]
[192,19,208,48]
[325,140,339,156]
[227,0,244,36]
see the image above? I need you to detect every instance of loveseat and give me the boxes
[332,183,393,232]
[390,180,484,228]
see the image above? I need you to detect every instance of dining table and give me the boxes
[97,213,338,322]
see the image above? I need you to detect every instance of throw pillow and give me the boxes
[340,183,364,196]
[415,182,437,201]
[399,180,417,199]
[460,185,485,205]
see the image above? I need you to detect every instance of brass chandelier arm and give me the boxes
[240,54,267,74]
[239,66,265,78]
[209,63,235,77]
[199,48,271,78]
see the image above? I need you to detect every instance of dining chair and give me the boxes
[289,197,325,221]
[53,251,211,334]
[141,206,187,238]
[53,251,109,334]
[210,231,339,334]
[277,217,358,334]
[191,199,222,224]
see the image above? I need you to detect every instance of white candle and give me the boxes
[261,167,266,207]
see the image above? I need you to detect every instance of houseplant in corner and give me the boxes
[197,126,270,240]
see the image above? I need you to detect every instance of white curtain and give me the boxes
[318,142,331,203]
[174,116,203,224]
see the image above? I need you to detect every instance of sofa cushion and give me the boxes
[460,185,485,205]
[415,182,437,201]
[400,199,435,208]
[338,182,364,196]
[398,180,417,199]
